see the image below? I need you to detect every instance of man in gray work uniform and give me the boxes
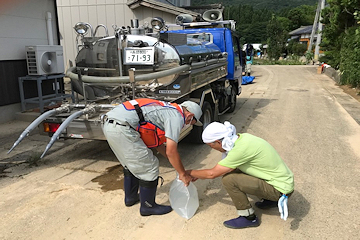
[102,98,202,216]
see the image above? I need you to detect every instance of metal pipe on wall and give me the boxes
[46,12,54,45]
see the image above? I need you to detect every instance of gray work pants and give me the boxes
[222,170,282,210]
[102,119,159,181]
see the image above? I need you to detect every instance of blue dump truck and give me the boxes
[9,11,244,157]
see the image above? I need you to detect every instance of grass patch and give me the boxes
[254,57,306,65]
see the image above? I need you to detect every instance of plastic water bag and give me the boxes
[169,176,199,219]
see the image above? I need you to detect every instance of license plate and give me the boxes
[124,47,154,65]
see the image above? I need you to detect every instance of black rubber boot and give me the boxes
[123,167,140,207]
[255,199,278,209]
[139,178,172,216]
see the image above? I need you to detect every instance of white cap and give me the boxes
[180,101,203,126]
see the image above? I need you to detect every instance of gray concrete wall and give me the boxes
[323,67,341,84]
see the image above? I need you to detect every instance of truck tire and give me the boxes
[227,86,237,113]
[186,101,214,143]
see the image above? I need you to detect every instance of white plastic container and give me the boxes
[169,175,199,219]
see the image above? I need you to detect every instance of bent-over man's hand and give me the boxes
[179,172,193,187]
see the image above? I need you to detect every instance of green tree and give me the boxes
[339,26,360,87]
[320,0,360,87]
[282,5,316,30]
[200,1,318,61]
[223,3,316,44]
[224,4,273,43]
[277,16,292,31]
[267,15,288,59]
[237,22,268,43]
[193,0,317,11]
[287,39,308,55]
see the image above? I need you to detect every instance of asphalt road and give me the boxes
[1,65,359,239]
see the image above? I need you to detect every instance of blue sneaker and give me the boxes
[223,216,260,229]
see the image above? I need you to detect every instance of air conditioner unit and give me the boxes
[26,45,65,75]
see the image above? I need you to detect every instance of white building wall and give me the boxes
[0,0,58,60]
[57,0,180,67]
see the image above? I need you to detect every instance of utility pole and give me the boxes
[308,0,326,62]
[308,0,321,53]
[314,0,325,61]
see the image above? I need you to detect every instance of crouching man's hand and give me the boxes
[185,170,198,182]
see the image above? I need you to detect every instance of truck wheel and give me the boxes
[227,86,237,113]
[186,101,214,143]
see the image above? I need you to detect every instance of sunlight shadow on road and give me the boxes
[252,190,310,230]
[289,190,310,230]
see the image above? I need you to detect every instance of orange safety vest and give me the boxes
[123,99,185,148]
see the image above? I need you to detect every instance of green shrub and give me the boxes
[339,26,360,88]
[287,40,308,56]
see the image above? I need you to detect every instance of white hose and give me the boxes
[66,58,227,84]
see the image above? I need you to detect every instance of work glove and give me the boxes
[278,194,288,221]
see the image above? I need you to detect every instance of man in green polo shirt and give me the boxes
[186,121,294,229]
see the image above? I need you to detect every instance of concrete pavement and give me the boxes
[1,65,359,239]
